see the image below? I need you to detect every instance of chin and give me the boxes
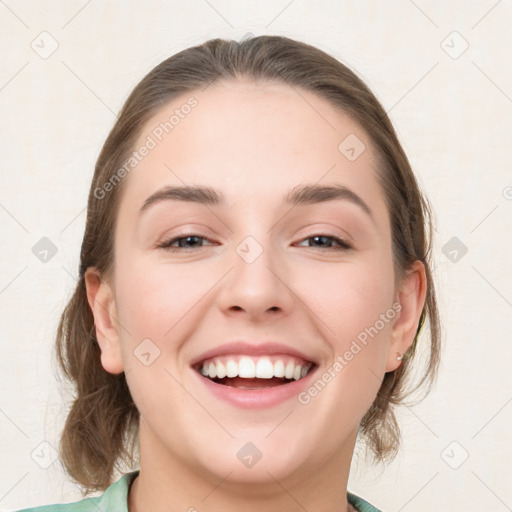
[190,429,314,487]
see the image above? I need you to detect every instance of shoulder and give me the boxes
[348,491,383,512]
[15,471,139,512]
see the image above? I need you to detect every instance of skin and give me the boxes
[85,79,426,512]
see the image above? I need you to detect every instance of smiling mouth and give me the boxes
[195,355,315,390]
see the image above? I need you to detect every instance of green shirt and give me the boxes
[17,471,382,512]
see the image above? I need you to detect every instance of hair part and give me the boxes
[56,35,441,492]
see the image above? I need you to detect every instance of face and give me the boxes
[87,79,424,489]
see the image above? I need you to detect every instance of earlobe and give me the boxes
[386,261,427,372]
[84,268,125,375]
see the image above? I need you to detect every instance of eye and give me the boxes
[296,235,352,251]
[156,233,351,252]
[157,234,216,251]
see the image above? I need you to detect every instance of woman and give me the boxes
[19,35,440,512]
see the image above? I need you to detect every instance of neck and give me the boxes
[128,420,358,512]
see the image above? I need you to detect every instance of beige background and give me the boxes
[1,1,511,510]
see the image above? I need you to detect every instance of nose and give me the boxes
[216,236,295,323]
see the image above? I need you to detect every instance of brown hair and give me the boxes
[56,35,440,493]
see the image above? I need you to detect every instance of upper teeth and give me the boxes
[199,356,312,381]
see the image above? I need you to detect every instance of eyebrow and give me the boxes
[139,185,222,214]
[284,184,374,220]
[139,183,374,222]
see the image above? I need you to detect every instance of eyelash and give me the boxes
[157,234,353,252]
[296,235,352,251]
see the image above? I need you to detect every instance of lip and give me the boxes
[190,341,316,367]
[190,341,318,409]
[192,364,317,409]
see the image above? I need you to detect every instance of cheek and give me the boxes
[296,260,395,346]
[294,260,395,411]
[112,257,211,418]
[113,255,218,355]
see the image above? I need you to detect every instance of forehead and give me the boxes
[122,79,387,222]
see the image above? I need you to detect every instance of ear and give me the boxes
[84,268,124,375]
[386,260,427,372]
